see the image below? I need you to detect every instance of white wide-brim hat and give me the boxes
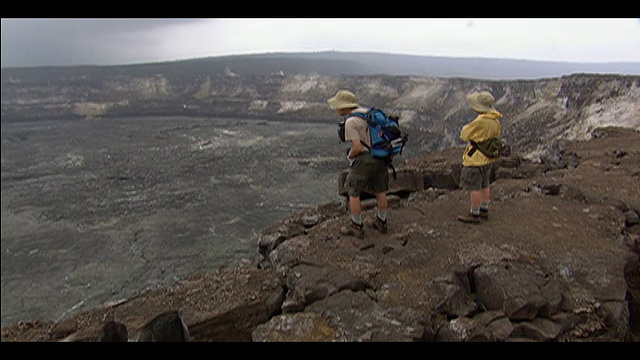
[467,91,496,113]
[327,90,359,110]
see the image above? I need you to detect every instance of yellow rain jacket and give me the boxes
[460,111,503,167]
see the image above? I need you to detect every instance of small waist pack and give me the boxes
[469,137,511,159]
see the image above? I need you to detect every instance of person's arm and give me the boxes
[460,118,483,142]
[345,116,366,160]
[348,136,366,159]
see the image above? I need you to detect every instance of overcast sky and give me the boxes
[2,18,639,68]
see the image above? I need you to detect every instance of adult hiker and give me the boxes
[328,89,389,238]
[458,90,503,224]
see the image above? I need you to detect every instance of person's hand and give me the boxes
[346,148,355,167]
[347,154,355,167]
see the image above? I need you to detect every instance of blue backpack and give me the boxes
[339,108,408,179]
[349,108,408,159]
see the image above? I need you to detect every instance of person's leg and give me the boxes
[341,194,365,239]
[349,195,363,224]
[372,192,388,233]
[345,158,366,224]
[480,187,491,203]
[341,165,366,238]
[370,158,390,233]
[470,190,482,215]
[480,187,491,218]
[458,166,482,223]
[479,163,493,219]
[375,192,388,218]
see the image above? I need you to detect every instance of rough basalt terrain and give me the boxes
[2,126,638,342]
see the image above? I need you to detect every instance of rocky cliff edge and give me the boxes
[2,126,639,342]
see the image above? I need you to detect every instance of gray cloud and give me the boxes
[1,19,209,67]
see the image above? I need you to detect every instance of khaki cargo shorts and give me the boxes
[459,163,493,191]
[346,152,390,197]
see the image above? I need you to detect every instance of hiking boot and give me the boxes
[479,209,489,220]
[372,216,388,234]
[340,221,365,239]
[457,213,481,224]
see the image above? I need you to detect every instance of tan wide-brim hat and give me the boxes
[327,90,359,110]
[467,91,496,113]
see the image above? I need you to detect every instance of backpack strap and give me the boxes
[468,140,479,157]
[347,111,368,121]
[388,161,397,180]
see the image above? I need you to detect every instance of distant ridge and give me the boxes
[2,51,639,81]
[250,51,640,79]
